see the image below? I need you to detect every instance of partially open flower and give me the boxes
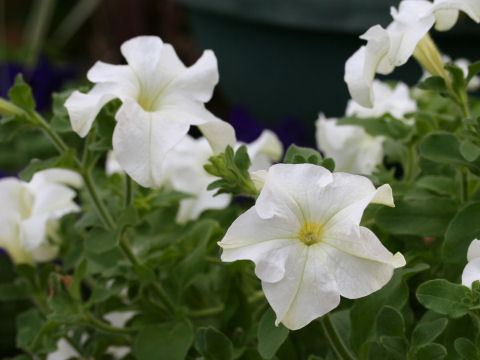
[65,36,235,188]
[462,239,480,288]
[163,130,283,223]
[315,113,384,175]
[219,163,405,330]
[0,169,82,264]
[345,0,480,107]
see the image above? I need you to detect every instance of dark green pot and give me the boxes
[173,0,478,132]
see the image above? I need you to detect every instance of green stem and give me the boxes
[84,311,136,334]
[320,314,356,360]
[118,237,175,315]
[189,304,225,318]
[83,169,115,229]
[32,111,71,155]
[460,168,469,203]
[124,175,134,207]
[248,290,265,304]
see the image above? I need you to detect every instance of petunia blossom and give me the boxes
[0,169,82,264]
[218,163,405,330]
[345,0,480,107]
[65,36,236,188]
[315,113,384,175]
[461,239,480,288]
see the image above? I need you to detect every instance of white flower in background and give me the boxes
[420,56,480,91]
[219,163,405,330]
[0,169,82,264]
[346,80,417,121]
[47,338,79,360]
[104,311,137,358]
[65,35,236,188]
[106,150,123,176]
[315,113,384,174]
[163,130,283,224]
[462,239,480,288]
[345,0,480,107]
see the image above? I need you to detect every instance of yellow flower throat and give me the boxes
[298,222,324,245]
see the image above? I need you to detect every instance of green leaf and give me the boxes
[16,308,44,352]
[195,327,233,360]
[420,132,480,175]
[460,140,480,162]
[414,343,447,360]
[257,308,289,359]
[0,283,28,301]
[415,176,456,197]
[446,65,467,96]
[338,115,412,139]
[443,202,480,264]
[375,306,405,338]
[8,74,35,111]
[454,337,480,359]
[416,279,471,318]
[375,197,457,237]
[379,336,409,358]
[85,227,118,254]
[417,76,448,94]
[284,144,323,165]
[133,321,194,360]
[70,260,87,301]
[411,318,448,348]
[350,264,429,352]
[19,150,77,182]
[467,61,480,85]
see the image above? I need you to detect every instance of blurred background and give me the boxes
[0,0,478,356]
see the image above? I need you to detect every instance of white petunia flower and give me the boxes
[315,113,384,175]
[65,35,236,188]
[47,338,80,360]
[219,163,405,330]
[0,169,82,264]
[104,311,137,359]
[461,239,480,288]
[346,80,417,122]
[345,0,480,107]
[164,130,283,223]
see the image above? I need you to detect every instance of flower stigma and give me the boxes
[298,222,324,245]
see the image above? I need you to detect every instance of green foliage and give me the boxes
[204,145,258,197]
[8,74,35,112]
[195,327,234,360]
[416,280,471,318]
[283,144,335,171]
[338,114,413,140]
[257,309,289,359]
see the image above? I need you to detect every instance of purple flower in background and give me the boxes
[228,105,311,149]
[0,56,75,111]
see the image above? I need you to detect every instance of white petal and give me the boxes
[0,178,32,217]
[310,172,391,228]
[87,61,138,97]
[319,229,397,299]
[255,163,333,224]
[165,50,219,103]
[345,25,391,108]
[30,183,79,218]
[251,170,268,191]
[246,130,283,172]
[112,101,190,188]
[196,114,236,154]
[120,36,185,110]
[219,207,298,283]
[106,151,124,176]
[387,1,435,66]
[433,0,480,26]
[30,168,83,189]
[434,8,460,30]
[262,245,340,330]
[65,83,117,137]
[462,258,480,288]
[20,214,48,251]
[0,216,31,264]
[104,311,137,328]
[47,338,80,360]
[467,239,480,261]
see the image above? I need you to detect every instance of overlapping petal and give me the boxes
[462,239,480,288]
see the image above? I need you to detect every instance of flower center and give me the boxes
[298,222,323,246]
